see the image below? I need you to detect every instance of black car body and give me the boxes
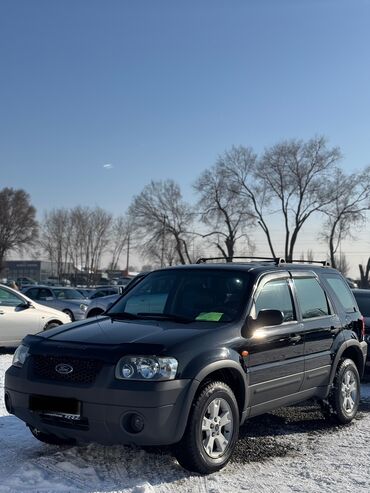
[5,260,367,474]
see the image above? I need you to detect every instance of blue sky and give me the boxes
[1,0,370,269]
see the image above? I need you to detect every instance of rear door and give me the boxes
[247,273,305,410]
[291,272,336,390]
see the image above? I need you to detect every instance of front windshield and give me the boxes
[108,269,251,323]
[356,296,370,317]
[53,288,85,300]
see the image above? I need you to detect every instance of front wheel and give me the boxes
[174,381,239,474]
[322,358,360,424]
[63,309,74,322]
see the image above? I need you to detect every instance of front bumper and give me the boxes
[5,362,196,446]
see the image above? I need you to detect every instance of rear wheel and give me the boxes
[29,425,75,445]
[174,381,239,474]
[321,358,360,424]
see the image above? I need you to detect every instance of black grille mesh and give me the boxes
[32,355,102,384]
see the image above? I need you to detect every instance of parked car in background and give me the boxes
[88,287,121,299]
[353,289,370,366]
[85,293,119,318]
[22,286,90,321]
[0,284,70,347]
[75,288,95,298]
[85,273,149,318]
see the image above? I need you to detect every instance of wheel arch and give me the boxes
[329,341,365,386]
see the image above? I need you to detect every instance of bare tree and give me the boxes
[259,136,341,261]
[0,188,38,272]
[194,162,255,261]
[221,138,341,261]
[220,146,278,258]
[109,215,130,271]
[68,206,112,285]
[40,209,71,281]
[129,180,194,265]
[320,167,370,268]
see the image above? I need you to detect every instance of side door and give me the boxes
[246,273,305,413]
[0,286,42,345]
[291,272,336,390]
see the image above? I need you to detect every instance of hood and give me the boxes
[38,315,217,347]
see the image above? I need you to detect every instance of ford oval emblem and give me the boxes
[55,363,74,375]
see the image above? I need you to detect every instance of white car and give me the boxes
[0,284,70,347]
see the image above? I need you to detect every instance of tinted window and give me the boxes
[25,287,39,299]
[109,269,251,323]
[53,288,83,300]
[294,277,329,319]
[39,288,53,300]
[255,279,295,322]
[353,293,370,317]
[326,276,357,312]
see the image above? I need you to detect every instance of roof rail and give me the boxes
[289,259,331,267]
[195,256,286,266]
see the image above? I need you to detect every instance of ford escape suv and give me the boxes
[4,258,367,474]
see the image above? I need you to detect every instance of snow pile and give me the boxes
[1,353,370,492]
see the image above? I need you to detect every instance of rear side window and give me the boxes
[326,276,357,313]
[294,277,330,319]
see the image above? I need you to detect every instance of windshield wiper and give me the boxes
[106,311,140,320]
[136,312,193,323]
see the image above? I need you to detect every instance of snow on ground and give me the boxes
[1,352,370,493]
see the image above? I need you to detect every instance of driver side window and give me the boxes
[254,279,296,323]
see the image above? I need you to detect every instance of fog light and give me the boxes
[130,413,144,433]
[122,412,145,434]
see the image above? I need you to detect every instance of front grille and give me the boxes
[32,355,103,384]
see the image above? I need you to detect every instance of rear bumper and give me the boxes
[5,364,196,446]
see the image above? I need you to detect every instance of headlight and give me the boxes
[115,356,178,381]
[12,344,30,368]
[80,304,88,312]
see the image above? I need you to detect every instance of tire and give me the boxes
[63,309,74,321]
[44,321,61,331]
[29,425,75,446]
[322,358,360,424]
[174,381,239,474]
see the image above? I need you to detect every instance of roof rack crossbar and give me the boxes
[289,259,331,267]
[195,256,286,266]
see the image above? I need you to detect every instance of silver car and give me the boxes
[22,286,90,321]
[0,284,70,347]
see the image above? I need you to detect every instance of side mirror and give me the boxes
[18,301,32,309]
[255,309,284,328]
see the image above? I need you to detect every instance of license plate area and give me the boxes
[30,395,81,416]
[29,395,89,430]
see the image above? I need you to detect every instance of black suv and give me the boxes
[4,258,367,474]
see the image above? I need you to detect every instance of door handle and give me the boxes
[0,310,4,315]
[289,334,302,343]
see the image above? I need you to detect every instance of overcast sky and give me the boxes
[1,0,369,272]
